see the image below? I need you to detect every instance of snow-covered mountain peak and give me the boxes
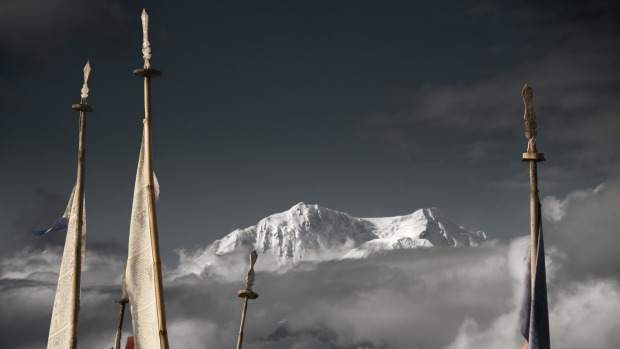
[211,203,375,263]
[344,207,486,259]
[372,207,475,241]
[265,202,340,228]
[207,203,487,265]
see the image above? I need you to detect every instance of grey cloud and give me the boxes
[1,243,519,349]
[0,244,129,348]
[0,247,61,282]
[164,246,517,349]
[543,177,620,280]
[356,2,620,175]
[550,279,620,349]
[443,278,620,349]
[3,190,620,349]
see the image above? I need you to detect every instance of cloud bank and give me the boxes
[2,178,620,348]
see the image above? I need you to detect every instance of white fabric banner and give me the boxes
[125,136,162,349]
[47,185,86,349]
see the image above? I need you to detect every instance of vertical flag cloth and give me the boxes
[519,200,550,349]
[47,185,86,348]
[125,134,161,349]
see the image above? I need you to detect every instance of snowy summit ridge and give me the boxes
[209,202,486,264]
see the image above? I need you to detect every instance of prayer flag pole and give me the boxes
[68,60,92,349]
[131,9,169,349]
[519,84,551,349]
[236,250,259,349]
[44,61,91,349]
[521,84,544,285]
[113,279,129,349]
[112,299,128,349]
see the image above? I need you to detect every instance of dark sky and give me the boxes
[1,0,619,265]
[2,2,620,348]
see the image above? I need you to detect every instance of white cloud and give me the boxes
[544,178,620,279]
[444,278,620,349]
[542,183,605,223]
[542,195,566,223]
[0,247,61,281]
[3,179,620,348]
[551,279,620,349]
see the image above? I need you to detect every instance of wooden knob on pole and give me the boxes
[72,104,93,112]
[133,68,162,77]
[522,152,545,162]
[237,290,259,300]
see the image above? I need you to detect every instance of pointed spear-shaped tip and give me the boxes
[140,8,151,69]
[141,8,148,28]
[84,60,91,83]
[141,8,149,37]
[80,59,91,101]
[250,250,258,265]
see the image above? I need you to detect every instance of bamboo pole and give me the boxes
[69,61,93,349]
[236,297,250,349]
[236,251,259,349]
[521,84,544,287]
[113,299,128,349]
[528,160,540,285]
[133,9,169,349]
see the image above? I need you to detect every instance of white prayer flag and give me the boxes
[125,135,162,349]
[47,185,86,349]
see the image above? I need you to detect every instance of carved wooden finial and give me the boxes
[133,9,161,78]
[72,60,94,112]
[237,250,259,299]
[141,9,151,69]
[246,250,258,291]
[80,60,91,102]
[522,84,544,161]
[523,84,537,153]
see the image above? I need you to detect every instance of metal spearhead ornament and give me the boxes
[80,60,91,102]
[141,9,151,68]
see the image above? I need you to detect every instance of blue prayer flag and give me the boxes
[32,217,68,236]
[32,185,75,236]
[518,199,550,349]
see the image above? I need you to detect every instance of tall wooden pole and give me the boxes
[236,251,259,349]
[236,297,251,349]
[133,9,169,349]
[69,61,93,349]
[521,84,545,287]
